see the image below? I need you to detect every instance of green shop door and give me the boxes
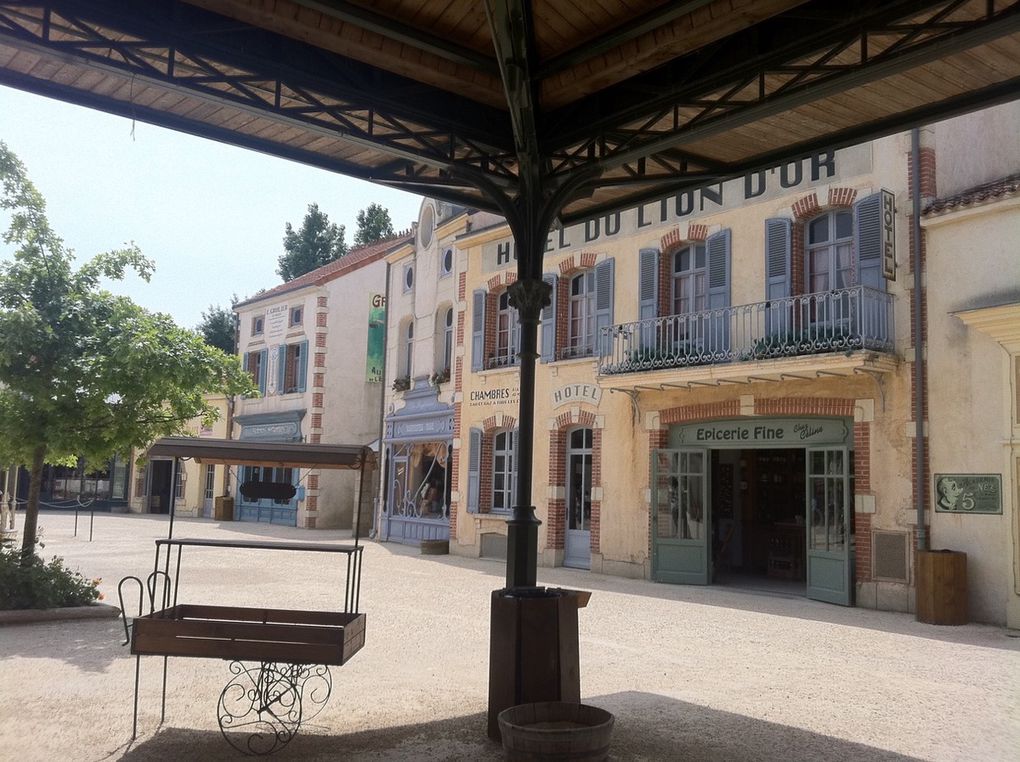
[806,447,853,605]
[651,449,710,585]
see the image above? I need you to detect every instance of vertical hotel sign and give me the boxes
[882,189,896,281]
[367,293,386,382]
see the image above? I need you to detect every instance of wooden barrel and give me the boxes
[916,549,967,625]
[498,702,614,761]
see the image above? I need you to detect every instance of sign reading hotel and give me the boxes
[468,385,520,408]
[881,189,896,281]
[482,144,872,272]
[934,474,1001,514]
[672,418,851,447]
[266,303,288,340]
[551,383,602,408]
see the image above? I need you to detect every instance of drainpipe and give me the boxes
[911,128,927,552]
[370,261,392,539]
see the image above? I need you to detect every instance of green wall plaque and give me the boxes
[934,474,1002,514]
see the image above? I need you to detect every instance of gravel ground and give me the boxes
[1,512,1017,761]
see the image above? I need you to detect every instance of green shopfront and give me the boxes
[651,417,854,605]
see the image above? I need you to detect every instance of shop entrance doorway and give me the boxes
[711,449,807,595]
[652,421,854,606]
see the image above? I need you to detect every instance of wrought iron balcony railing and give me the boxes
[598,286,894,376]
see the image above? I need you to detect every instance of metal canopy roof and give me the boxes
[1,1,1019,224]
[147,437,370,470]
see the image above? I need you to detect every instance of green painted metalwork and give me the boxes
[805,447,852,606]
[651,448,710,586]
[934,474,1002,515]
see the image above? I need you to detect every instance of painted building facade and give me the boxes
[383,103,1019,626]
[128,395,230,519]
[234,233,410,529]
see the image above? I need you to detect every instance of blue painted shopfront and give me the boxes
[234,410,305,527]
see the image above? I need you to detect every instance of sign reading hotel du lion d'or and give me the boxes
[481,144,872,271]
[672,418,851,447]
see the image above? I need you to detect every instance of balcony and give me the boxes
[599,286,894,378]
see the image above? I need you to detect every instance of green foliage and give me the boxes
[354,202,394,247]
[0,141,257,560]
[197,299,237,354]
[278,203,348,281]
[0,543,101,610]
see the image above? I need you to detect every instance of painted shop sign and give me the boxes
[671,418,850,447]
[934,474,1001,514]
[366,293,386,383]
[551,383,602,408]
[240,421,300,441]
[881,189,896,281]
[481,144,872,271]
[468,386,520,408]
[266,303,288,340]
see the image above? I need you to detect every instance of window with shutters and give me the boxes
[403,320,414,377]
[671,244,707,315]
[281,342,306,394]
[490,290,520,368]
[245,350,265,394]
[807,210,854,293]
[492,429,517,513]
[443,307,454,371]
[566,270,596,359]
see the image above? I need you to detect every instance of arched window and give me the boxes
[493,290,520,367]
[671,244,706,315]
[567,271,596,357]
[492,429,517,513]
[404,320,414,377]
[443,307,454,371]
[807,210,853,293]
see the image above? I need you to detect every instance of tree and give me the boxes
[0,143,255,563]
[278,203,348,281]
[355,203,394,247]
[197,298,238,354]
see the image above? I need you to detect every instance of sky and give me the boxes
[0,84,424,329]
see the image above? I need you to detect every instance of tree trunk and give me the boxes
[20,445,46,565]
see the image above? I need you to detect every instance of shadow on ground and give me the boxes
[118,692,919,761]
[0,617,125,672]
[376,541,1019,651]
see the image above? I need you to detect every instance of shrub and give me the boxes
[0,544,101,610]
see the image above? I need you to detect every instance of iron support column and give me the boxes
[506,231,551,589]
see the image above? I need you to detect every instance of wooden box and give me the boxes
[132,604,366,665]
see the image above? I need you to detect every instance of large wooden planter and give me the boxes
[916,550,967,626]
[132,604,366,664]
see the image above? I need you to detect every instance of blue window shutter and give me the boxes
[276,345,287,393]
[471,290,485,372]
[764,218,792,300]
[467,428,482,513]
[638,248,659,321]
[257,349,268,395]
[706,229,731,356]
[511,429,519,509]
[297,340,309,392]
[540,274,557,363]
[854,192,884,290]
[594,258,615,356]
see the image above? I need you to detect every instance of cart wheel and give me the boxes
[218,662,302,756]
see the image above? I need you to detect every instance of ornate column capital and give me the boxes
[507,278,551,321]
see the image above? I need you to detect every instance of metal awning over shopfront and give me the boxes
[147,437,370,470]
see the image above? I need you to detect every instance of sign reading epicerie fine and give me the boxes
[671,418,850,447]
[551,383,602,408]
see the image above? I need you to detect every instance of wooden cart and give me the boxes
[118,438,371,756]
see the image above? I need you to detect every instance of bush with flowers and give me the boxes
[0,539,102,610]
